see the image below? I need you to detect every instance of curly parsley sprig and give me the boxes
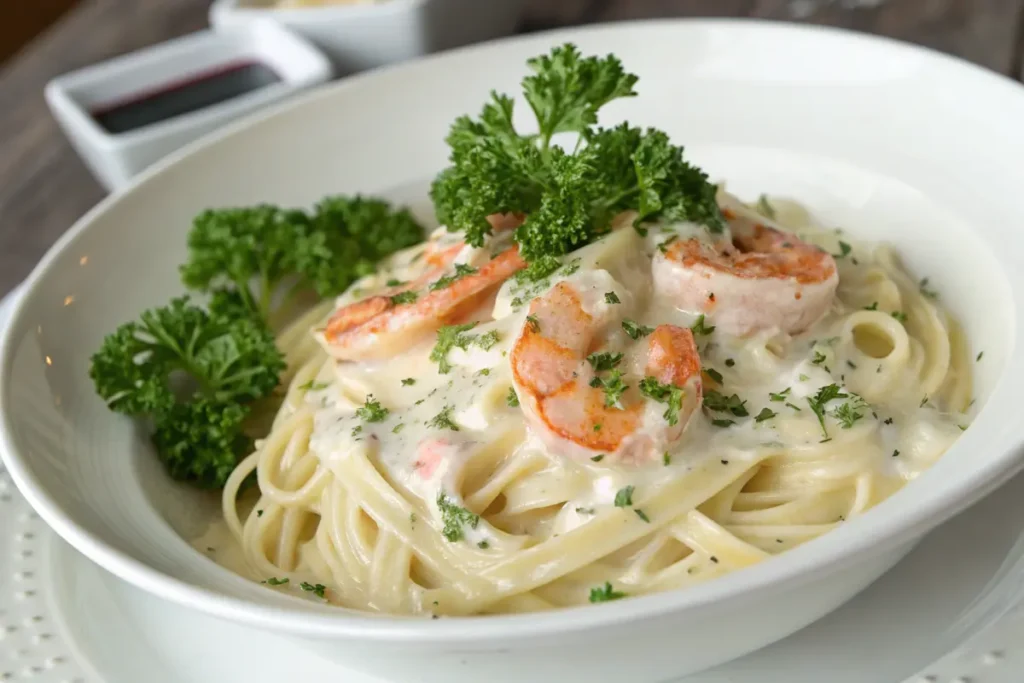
[430,43,724,265]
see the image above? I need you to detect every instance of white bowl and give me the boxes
[209,0,526,74]
[3,19,1024,683]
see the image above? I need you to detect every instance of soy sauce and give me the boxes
[91,61,281,134]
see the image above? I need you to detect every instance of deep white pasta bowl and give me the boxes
[3,19,1024,683]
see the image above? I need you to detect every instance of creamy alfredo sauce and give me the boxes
[303,201,969,549]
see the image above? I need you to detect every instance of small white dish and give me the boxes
[209,0,526,74]
[7,19,1024,683]
[45,20,332,191]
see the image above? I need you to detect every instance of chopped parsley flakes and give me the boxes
[587,351,624,372]
[919,277,938,299]
[591,369,627,407]
[622,319,653,340]
[298,379,329,391]
[806,384,847,438]
[437,492,479,542]
[703,389,748,417]
[525,314,541,332]
[356,395,389,422]
[589,582,626,603]
[429,323,499,373]
[604,291,621,304]
[401,377,416,386]
[769,387,791,402]
[389,291,418,305]
[506,387,520,407]
[704,367,724,384]
[754,407,777,422]
[429,263,477,291]
[691,314,715,336]
[263,577,289,586]
[427,405,460,431]
[835,241,852,258]
[634,508,650,523]
[756,194,776,219]
[638,376,685,425]
[614,485,635,507]
[300,582,327,599]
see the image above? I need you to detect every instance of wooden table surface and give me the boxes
[2,0,1024,298]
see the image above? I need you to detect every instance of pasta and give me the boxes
[214,191,971,617]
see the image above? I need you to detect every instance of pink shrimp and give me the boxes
[653,200,838,336]
[317,214,525,361]
[510,271,702,465]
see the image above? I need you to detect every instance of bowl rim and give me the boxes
[4,17,1024,641]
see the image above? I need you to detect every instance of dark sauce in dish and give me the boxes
[91,61,281,134]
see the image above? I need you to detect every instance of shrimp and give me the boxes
[317,214,525,361]
[652,195,838,336]
[510,270,702,465]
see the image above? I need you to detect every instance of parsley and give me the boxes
[604,291,621,304]
[756,194,776,219]
[575,506,595,514]
[769,388,791,402]
[591,454,605,462]
[724,358,735,367]
[525,315,541,332]
[429,263,477,291]
[976,351,984,362]
[657,235,678,253]
[835,241,852,258]
[705,367,724,384]
[256,509,264,517]
[919,277,938,299]
[799,373,809,381]
[634,509,650,523]
[691,314,715,336]
[812,350,827,365]
[506,387,520,407]
[589,582,627,603]
[663,452,671,466]
[356,395,389,423]
[392,423,405,434]
[806,384,847,438]
[591,370,628,407]
[587,351,624,372]
[428,405,460,431]
[476,330,501,350]
[298,379,328,391]
[754,407,777,422]
[389,291,418,305]
[477,540,490,549]
[883,417,894,425]
[263,577,289,586]
[614,485,635,507]
[638,376,686,425]
[401,377,416,386]
[622,319,653,339]
[386,278,405,287]
[711,418,735,428]
[892,311,908,323]
[785,401,802,412]
[703,389,748,417]
[437,492,479,542]
[864,302,878,311]
[299,582,326,599]
[430,322,478,373]
[832,402,864,429]
[892,449,900,458]
[430,44,723,267]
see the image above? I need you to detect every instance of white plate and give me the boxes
[6,19,1024,683]
[0,283,1021,683]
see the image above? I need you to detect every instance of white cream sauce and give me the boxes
[307,205,970,547]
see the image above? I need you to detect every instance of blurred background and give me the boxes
[1,0,1021,299]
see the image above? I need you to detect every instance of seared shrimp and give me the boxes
[653,195,838,336]
[510,271,702,465]
[318,214,525,360]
